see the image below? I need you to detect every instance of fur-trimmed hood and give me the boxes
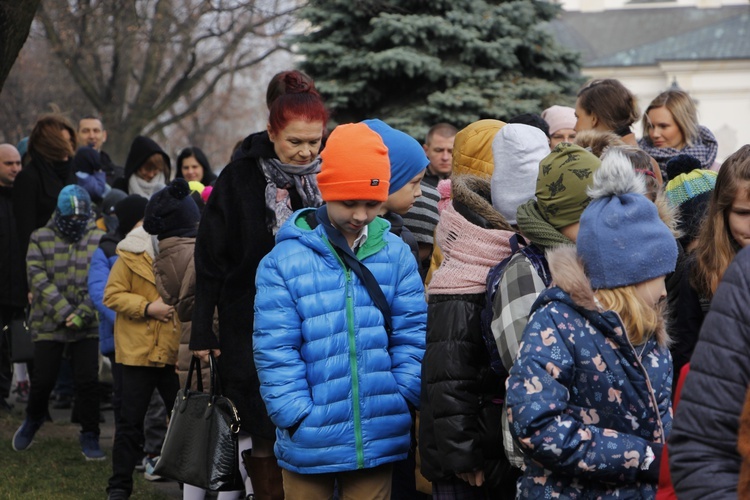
[451,174,513,231]
[545,245,669,347]
[116,226,155,259]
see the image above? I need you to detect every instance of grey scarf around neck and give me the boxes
[259,156,323,234]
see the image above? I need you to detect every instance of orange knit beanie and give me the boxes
[318,123,391,202]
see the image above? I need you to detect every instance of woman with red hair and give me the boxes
[190,70,328,499]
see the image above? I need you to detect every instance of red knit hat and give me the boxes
[318,123,391,202]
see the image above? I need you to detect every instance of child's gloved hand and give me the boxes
[65,313,84,330]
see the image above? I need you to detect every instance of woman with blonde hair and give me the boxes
[638,89,720,174]
[506,147,677,499]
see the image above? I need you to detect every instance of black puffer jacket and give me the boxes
[419,175,519,498]
[670,245,750,498]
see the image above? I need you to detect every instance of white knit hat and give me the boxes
[490,124,549,225]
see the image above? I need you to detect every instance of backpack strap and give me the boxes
[315,206,393,335]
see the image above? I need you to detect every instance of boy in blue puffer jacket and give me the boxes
[253,122,427,500]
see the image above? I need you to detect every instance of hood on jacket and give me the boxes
[116,225,155,259]
[451,173,513,232]
[123,136,171,182]
[452,120,505,180]
[545,245,669,347]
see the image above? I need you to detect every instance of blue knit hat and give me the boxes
[577,148,677,289]
[361,119,429,194]
[57,185,92,217]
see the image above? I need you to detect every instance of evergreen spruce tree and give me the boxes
[296,0,582,138]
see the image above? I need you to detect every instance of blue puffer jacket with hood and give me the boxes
[253,208,426,474]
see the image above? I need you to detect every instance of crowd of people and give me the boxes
[1,71,749,500]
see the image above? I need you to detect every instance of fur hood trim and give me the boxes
[655,190,682,239]
[587,148,646,199]
[547,245,598,311]
[547,245,670,347]
[451,174,513,231]
[574,129,625,158]
[117,226,155,258]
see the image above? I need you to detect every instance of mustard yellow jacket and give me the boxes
[103,226,180,367]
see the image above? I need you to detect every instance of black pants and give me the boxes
[106,353,123,426]
[0,306,24,399]
[26,338,100,433]
[107,364,179,495]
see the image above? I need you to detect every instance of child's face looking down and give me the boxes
[327,200,385,247]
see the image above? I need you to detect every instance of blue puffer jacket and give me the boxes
[253,208,426,474]
[506,247,672,499]
[88,234,119,356]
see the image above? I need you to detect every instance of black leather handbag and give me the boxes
[4,309,34,363]
[153,354,244,491]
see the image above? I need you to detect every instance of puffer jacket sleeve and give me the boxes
[153,244,195,323]
[104,257,148,318]
[88,247,116,344]
[387,242,426,408]
[507,304,660,484]
[670,247,750,499]
[423,297,485,474]
[27,231,74,324]
[253,250,313,430]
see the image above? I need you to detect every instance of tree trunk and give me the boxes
[0,0,42,93]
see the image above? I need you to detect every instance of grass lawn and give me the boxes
[0,410,170,499]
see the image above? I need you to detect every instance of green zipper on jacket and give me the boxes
[344,268,365,469]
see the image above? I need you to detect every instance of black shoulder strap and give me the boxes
[315,206,393,335]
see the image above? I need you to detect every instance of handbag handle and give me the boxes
[185,354,203,393]
[185,353,222,397]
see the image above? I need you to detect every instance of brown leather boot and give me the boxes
[242,450,284,500]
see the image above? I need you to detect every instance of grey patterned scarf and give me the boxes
[259,157,323,234]
[638,125,719,173]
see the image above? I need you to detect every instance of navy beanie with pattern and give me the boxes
[143,178,200,240]
[577,148,678,289]
[361,119,429,194]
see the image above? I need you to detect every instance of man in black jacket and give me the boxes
[0,144,26,410]
[78,116,123,185]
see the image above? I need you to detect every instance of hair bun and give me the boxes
[168,178,191,200]
[284,73,314,94]
[666,154,702,180]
